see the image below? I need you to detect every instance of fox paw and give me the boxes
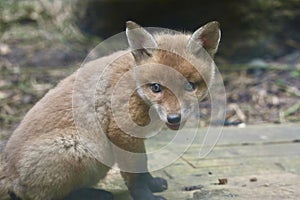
[148,177,168,193]
[153,195,167,200]
[132,194,166,200]
[65,188,113,200]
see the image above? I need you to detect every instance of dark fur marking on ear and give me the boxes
[132,48,153,62]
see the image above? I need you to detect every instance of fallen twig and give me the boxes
[280,100,300,122]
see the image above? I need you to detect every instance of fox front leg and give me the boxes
[109,132,167,200]
[143,172,168,193]
[121,172,167,200]
[117,150,168,200]
[65,188,113,200]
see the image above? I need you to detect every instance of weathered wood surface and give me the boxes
[99,123,300,200]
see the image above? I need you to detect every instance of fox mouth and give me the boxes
[166,123,181,130]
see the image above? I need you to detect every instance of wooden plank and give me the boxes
[183,143,300,161]
[184,144,300,170]
[161,163,300,200]
[146,124,300,148]
[101,124,300,199]
[214,124,300,146]
[162,155,300,185]
[185,155,300,172]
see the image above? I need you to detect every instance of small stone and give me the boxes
[183,185,203,191]
[218,178,228,185]
[0,43,11,55]
[248,58,268,67]
[192,190,210,199]
[238,123,246,128]
[249,177,258,182]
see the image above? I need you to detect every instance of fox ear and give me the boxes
[126,21,157,62]
[188,21,221,58]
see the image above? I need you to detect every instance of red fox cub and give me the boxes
[0,21,221,200]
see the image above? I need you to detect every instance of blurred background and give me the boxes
[0,0,300,132]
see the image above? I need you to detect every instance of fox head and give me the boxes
[126,21,221,130]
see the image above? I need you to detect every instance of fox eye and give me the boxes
[184,82,196,92]
[151,83,162,93]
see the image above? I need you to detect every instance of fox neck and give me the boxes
[129,91,151,126]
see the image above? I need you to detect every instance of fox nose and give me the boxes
[167,114,181,124]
